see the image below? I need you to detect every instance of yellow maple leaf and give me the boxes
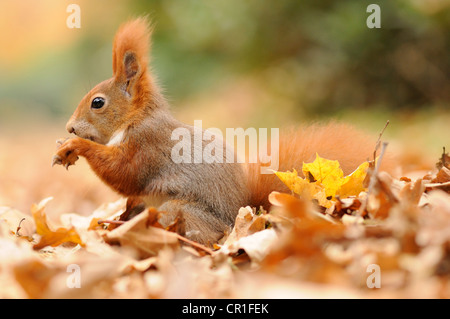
[313,189,334,208]
[338,161,370,198]
[31,197,84,250]
[274,169,319,198]
[274,169,333,208]
[274,155,371,209]
[302,153,343,198]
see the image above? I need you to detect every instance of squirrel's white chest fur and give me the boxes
[107,130,125,146]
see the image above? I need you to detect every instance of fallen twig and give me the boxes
[16,218,26,237]
[373,120,389,160]
[359,141,389,217]
[425,181,450,188]
[98,218,214,255]
[175,233,215,255]
[97,219,126,225]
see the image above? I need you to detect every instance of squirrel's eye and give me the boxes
[91,97,105,109]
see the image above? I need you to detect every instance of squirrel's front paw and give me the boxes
[52,138,80,170]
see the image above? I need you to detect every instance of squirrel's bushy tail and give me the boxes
[246,122,396,210]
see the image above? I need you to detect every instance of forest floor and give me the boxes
[0,116,449,299]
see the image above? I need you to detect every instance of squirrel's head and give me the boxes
[66,17,154,145]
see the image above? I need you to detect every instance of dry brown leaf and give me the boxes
[31,198,84,250]
[218,228,278,267]
[364,172,403,219]
[13,259,54,299]
[263,191,347,281]
[214,206,278,268]
[416,190,450,247]
[33,227,85,250]
[221,206,267,247]
[436,150,450,170]
[429,167,450,194]
[399,178,425,207]
[268,191,309,219]
[333,197,362,218]
[105,208,179,259]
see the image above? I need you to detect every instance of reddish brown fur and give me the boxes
[112,17,154,109]
[112,18,151,77]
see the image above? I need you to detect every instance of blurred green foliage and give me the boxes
[0,0,448,121]
[137,0,450,114]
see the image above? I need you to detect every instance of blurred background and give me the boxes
[0,0,449,217]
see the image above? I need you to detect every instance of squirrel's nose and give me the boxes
[66,122,75,134]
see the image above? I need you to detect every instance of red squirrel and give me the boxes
[52,18,393,244]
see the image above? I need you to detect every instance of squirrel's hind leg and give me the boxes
[158,199,228,245]
[119,197,146,221]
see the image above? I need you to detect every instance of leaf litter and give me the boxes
[0,149,449,298]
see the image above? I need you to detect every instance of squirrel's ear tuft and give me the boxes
[112,17,152,83]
